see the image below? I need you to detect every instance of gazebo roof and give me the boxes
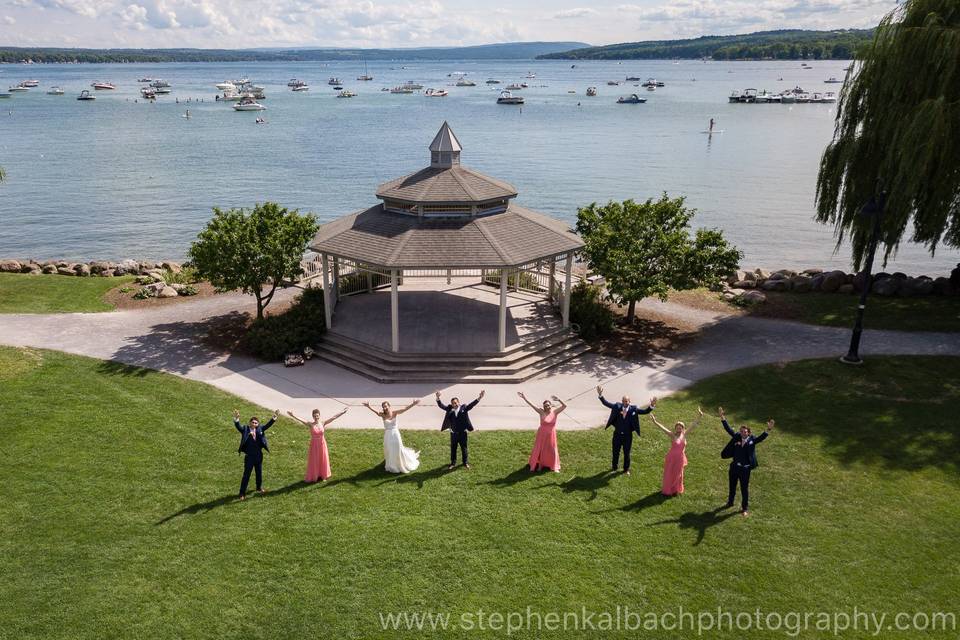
[310,202,583,269]
[375,165,518,205]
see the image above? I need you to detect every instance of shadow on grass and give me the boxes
[155,480,318,524]
[619,490,672,512]
[485,465,554,487]
[325,463,392,488]
[374,465,450,489]
[651,507,739,546]
[537,471,620,501]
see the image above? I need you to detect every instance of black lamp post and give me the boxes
[840,189,885,365]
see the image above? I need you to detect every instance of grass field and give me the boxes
[0,273,136,313]
[2,346,959,639]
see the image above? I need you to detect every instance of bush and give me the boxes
[244,287,327,361]
[164,265,200,285]
[177,284,199,296]
[132,288,152,300]
[569,282,615,340]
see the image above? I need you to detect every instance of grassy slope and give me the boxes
[1,347,958,639]
[0,273,135,313]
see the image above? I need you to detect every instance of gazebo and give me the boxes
[308,122,586,381]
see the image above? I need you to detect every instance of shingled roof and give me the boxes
[310,203,583,269]
[375,165,518,205]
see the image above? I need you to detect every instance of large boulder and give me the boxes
[820,270,847,293]
[802,268,824,276]
[157,286,179,298]
[790,275,813,292]
[872,277,899,296]
[161,261,182,274]
[852,272,870,293]
[89,261,113,274]
[754,268,770,280]
[0,259,21,273]
[740,290,767,304]
[900,277,934,297]
[767,271,789,281]
[100,269,116,278]
[42,264,57,274]
[144,282,166,295]
[74,263,91,277]
[810,274,825,291]
[732,279,756,289]
[116,259,139,275]
[20,261,39,273]
[761,279,789,292]
[56,267,75,276]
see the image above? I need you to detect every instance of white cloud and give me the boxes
[554,7,597,19]
[2,14,14,23]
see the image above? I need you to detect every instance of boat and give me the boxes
[140,87,157,99]
[455,78,476,86]
[21,79,39,87]
[505,83,523,90]
[496,90,524,105]
[645,85,656,92]
[137,77,153,83]
[76,90,96,101]
[292,84,309,92]
[728,90,742,103]
[424,88,448,97]
[150,80,170,88]
[641,78,664,87]
[217,89,240,101]
[336,89,356,98]
[389,86,414,94]
[286,79,303,87]
[357,60,373,81]
[332,85,343,91]
[233,97,266,111]
[625,76,641,81]
[46,86,65,95]
[617,93,646,104]
[91,82,116,90]
[607,80,620,86]
[485,79,501,84]
[401,81,423,90]
[328,77,342,85]
[824,77,844,84]
[8,85,28,92]
[586,87,597,96]
[153,86,171,94]
[216,81,236,90]
[821,91,838,103]
[526,71,536,79]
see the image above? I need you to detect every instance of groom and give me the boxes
[233,408,279,500]
[719,406,774,517]
[597,386,656,475]
[436,390,484,470]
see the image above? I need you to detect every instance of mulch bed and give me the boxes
[104,282,220,310]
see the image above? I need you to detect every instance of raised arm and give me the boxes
[649,414,672,436]
[323,408,349,427]
[754,419,774,443]
[685,406,705,434]
[719,406,736,436]
[393,399,421,415]
[260,410,280,431]
[597,386,616,409]
[232,409,243,432]
[286,410,313,427]
[551,395,568,415]
[361,401,383,416]
[517,391,543,415]
[636,396,658,415]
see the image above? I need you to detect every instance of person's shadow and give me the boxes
[486,465,545,488]
[651,507,738,545]
[618,491,672,512]
[155,480,317,524]
[538,471,619,501]
[375,465,449,489]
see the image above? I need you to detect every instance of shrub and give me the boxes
[569,282,615,340]
[164,266,200,285]
[177,284,199,296]
[132,288,152,300]
[244,286,327,361]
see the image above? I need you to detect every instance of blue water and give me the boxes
[1,59,957,275]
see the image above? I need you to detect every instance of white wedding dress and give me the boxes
[383,417,420,473]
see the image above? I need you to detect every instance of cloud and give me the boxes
[554,7,597,19]
[2,14,14,23]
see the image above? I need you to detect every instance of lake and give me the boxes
[1,58,957,275]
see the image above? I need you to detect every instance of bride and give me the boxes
[363,399,421,473]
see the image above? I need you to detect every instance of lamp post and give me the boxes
[840,189,885,365]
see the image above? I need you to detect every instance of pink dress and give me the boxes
[529,411,561,471]
[661,437,688,496]
[305,424,332,482]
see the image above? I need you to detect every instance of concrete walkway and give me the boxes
[1,290,957,430]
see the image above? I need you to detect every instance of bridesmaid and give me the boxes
[650,407,703,496]
[518,391,566,472]
[287,407,348,482]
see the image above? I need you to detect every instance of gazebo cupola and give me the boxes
[376,121,519,218]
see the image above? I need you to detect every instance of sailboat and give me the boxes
[357,60,373,81]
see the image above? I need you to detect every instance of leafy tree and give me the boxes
[816,0,960,268]
[575,195,742,323]
[189,202,319,319]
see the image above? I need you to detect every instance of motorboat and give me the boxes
[153,86,171,94]
[217,90,241,102]
[328,77,342,85]
[617,93,646,104]
[728,90,742,103]
[738,88,758,103]
[505,83,523,90]
[455,78,476,86]
[485,79,501,84]
[21,79,39,87]
[233,97,266,111]
[336,89,356,98]
[821,91,838,103]
[137,77,153,83]
[824,77,844,84]
[47,86,65,95]
[287,79,303,87]
[140,87,157,99]
[607,81,620,86]
[625,76,641,81]
[526,72,536,79]
[150,80,170,88]
[641,78,664,87]
[216,81,236,90]
[401,81,423,90]
[332,85,343,91]
[91,82,116,90]
[389,86,414,94]
[77,90,96,101]
[8,85,28,92]
[292,84,309,92]
[645,85,656,91]
[586,87,597,96]
[496,90,524,104]
[424,88,448,97]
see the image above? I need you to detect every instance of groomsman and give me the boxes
[436,390,485,470]
[596,386,656,475]
[718,406,774,517]
[233,409,279,500]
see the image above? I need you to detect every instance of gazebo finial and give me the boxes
[429,121,462,168]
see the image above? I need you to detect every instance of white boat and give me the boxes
[525,72,536,79]
[641,78,664,87]
[496,90,523,104]
[77,90,96,101]
[389,86,414,94]
[328,77,342,85]
[287,79,302,87]
[821,92,838,103]
[8,85,28,92]
[645,85,656,92]
[150,80,170,88]
[217,90,241,102]
[728,90,742,103]
[233,98,266,111]
[455,78,476,86]
[21,79,39,87]
[91,82,116,90]
[137,77,153,83]
[424,88,447,97]
[617,93,646,104]
[505,83,524,90]
[153,86,171,94]
[46,86,65,95]
[401,81,423,90]
[336,89,356,98]
[357,60,373,81]
[586,86,597,96]
[216,81,236,90]
[140,87,157,99]
[292,84,309,92]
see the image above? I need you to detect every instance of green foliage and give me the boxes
[177,284,199,296]
[816,0,960,268]
[576,195,742,321]
[539,28,873,60]
[162,265,199,286]
[569,282,615,340]
[244,286,327,361]
[0,273,136,313]
[132,288,152,300]
[189,202,318,319]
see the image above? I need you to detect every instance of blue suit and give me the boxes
[438,398,479,465]
[599,396,653,472]
[234,417,275,496]
[721,419,769,511]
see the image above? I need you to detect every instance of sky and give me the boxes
[0,0,897,49]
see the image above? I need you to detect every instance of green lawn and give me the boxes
[2,347,959,639]
[0,273,135,313]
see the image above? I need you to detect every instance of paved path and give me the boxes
[1,291,957,429]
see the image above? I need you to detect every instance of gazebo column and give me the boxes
[562,252,572,328]
[498,267,508,352]
[548,261,556,304]
[390,268,400,352]
[332,257,340,302]
[321,253,333,329]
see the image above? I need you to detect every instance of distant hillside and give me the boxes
[538,29,873,60]
[0,42,589,64]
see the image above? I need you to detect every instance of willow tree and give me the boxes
[816,0,960,361]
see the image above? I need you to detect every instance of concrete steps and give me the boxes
[314,330,590,383]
